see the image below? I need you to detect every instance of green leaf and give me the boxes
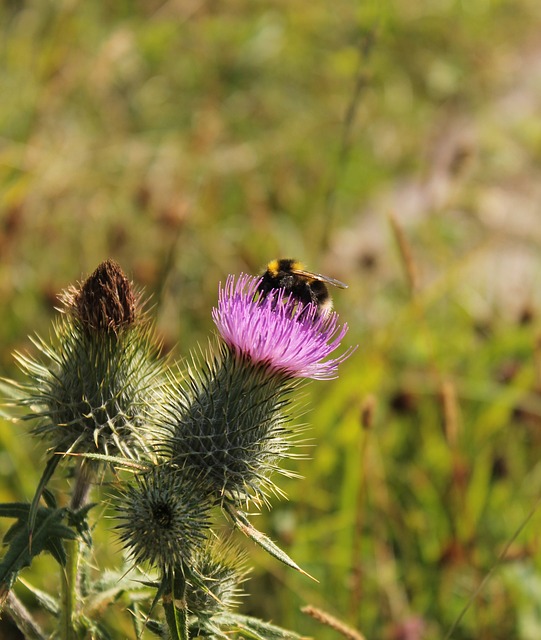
[44,534,68,566]
[42,488,57,509]
[163,598,189,640]
[217,612,308,639]
[0,503,36,520]
[28,456,62,537]
[188,617,230,639]
[18,578,60,615]
[67,503,96,547]
[224,504,316,581]
[144,619,164,637]
[0,505,77,594]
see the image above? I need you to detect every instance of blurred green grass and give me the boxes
[2,0,541,638]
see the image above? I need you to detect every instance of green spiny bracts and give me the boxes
[184,537,249,618]
[11,260,166,463]
[158,342,302,508]
[164,537,249,637]
[114,464,211,573]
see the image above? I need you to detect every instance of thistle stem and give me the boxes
[60,538,80,640]
[70,462,94,512]
[59,462,93,639]
[163,572,189,640]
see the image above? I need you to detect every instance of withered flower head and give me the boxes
[62,260,138,333]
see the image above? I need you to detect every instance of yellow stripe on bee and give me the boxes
[267,259,280,276]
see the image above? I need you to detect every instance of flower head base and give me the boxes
[158,344,297,507]
[212,274,354,380]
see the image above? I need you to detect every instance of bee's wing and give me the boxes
[291,268,348,289]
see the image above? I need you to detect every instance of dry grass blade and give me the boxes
[301,605,367,640]
[388,211,420,297]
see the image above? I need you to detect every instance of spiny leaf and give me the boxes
[44,534,68,566]
[163,598,188,640]
[188,617,230,639]
[144,619,163,637]
[18,578,60,615]
[0,503,36,521]
[62,451,150,471]
[67,503,96,547]
[224,504,317,581]
[0,506,76,595]
[28,455,62,538]
[42,488,57,509]
[216,612,309,639]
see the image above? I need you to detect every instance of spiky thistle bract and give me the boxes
[181,538,249,626]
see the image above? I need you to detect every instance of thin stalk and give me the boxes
[349,403,372,617]
[319,29,376,252]
[6,592,46,640]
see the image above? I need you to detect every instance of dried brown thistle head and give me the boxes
[61,260,138,334]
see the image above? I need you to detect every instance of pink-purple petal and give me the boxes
[212,274,355,380]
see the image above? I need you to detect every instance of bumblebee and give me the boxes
[257,258,347,316]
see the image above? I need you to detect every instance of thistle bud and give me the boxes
[114,465,210,572]
[175,538,249,635]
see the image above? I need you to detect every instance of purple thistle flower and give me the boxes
[212,274,355,380]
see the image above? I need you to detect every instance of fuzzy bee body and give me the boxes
[257,258,347,316]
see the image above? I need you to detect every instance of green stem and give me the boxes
[70,462,93,512]
[60,537,79,640]
[162,571,189,640]
[59,462,93,640]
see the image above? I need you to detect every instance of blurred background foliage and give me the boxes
[2,0,541,638]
